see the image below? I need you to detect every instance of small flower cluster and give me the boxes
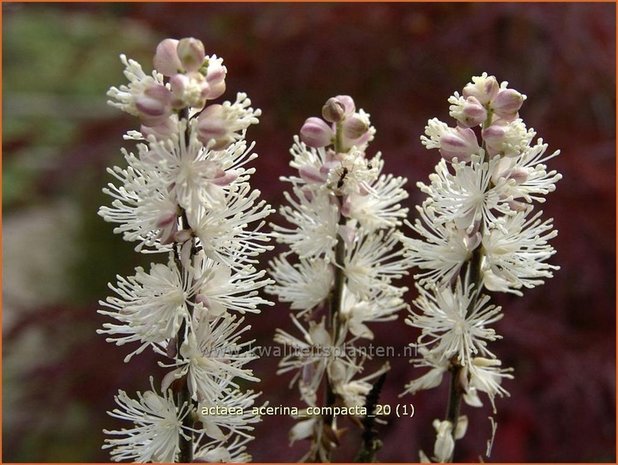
[268,96,412,460]
[99,38,272,462]
[402,74,561,462]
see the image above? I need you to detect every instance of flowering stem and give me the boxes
[442,113,492,461]
[176,106,195,463]
[321,122,347,461]
[175,211,195,463]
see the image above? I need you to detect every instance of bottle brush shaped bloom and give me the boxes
[99,37,273,462]
[268,96,413,461]
[402,73,561,462]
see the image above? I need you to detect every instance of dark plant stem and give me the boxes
[356,372,387,462]
[176,106,195,463]
[321,122,347,461]
[442,111,493,461]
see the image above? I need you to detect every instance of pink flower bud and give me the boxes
[153,38,181,76]
[491,89,525,121]
[481,124,506,156]
[463,74,499,105]
[322,97,346,123]
[177,38,205,72]
[298,165,327,184]
[342,114,369,140]
[197,104,233,149]
[140,118,175,139]
[300,117,334,148]
[204,63,227,100]
[174,229,193,243]
[211,170,238,186]
[461,96,487,127]
[334,95,356,117]
[439,127,480,162]
[169,73,189,98]
[135,85,172,125]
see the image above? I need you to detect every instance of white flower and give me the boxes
[99,150,179,251]
[275,317,334,405]
[402,348,449,396]
[482,119,534,158]
[344,230,411,298]
[330,357,389,409]
[273,188,339,260]
[98,257,195,361]
[196,389,260,441]
[462,357,514,410]
[491,139,562,205]
[432,419,454,463]
[325,148,379,195]
[103,381,190,463]
[482,210,559,295]
[194,435,252,463]
[162,313,258,403]
[344,171,409,231]
[107,55,165,117]
[408,280,503,365]
[340,285,406,340]
[197,93,261,150]
[188,183,273,271]
[193,254,273,315]
[418,156,515,233]
[403,203,479,286]
[267,255,334,316]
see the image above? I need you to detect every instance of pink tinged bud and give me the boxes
[204,80,225,101]
[463,75,499,105]
[174,229,193,243]
[505,167,528,184]
[481,124,506,156]
[322,97,346,123]
[195,293,210,308]
[140,119,175,139]
[334,95,356,117]
[507,200,528,212]
[135,85,172,125]
[211,171,238,186]
[153,38,181,76]
[439,127,480,162]
[170,73,189,98]
[197,104,232,148]
[156,211,178,228]
[300,117,334,148]
[299,165,327,184]
[491,89,525,121]
[461,96,487,127]
[177,37,206,72]
[319,159,339,178]
[301,187,315,202]
[204,63,227,100]
[342,115,369,140]
[338,223,356,245]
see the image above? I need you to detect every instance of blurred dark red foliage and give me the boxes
[3,3,615,462]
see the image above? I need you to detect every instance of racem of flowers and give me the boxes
[268,96,412,461]
[98,38,273,462]
[402,73,562,462]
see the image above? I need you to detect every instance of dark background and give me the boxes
[3,2,615,462]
